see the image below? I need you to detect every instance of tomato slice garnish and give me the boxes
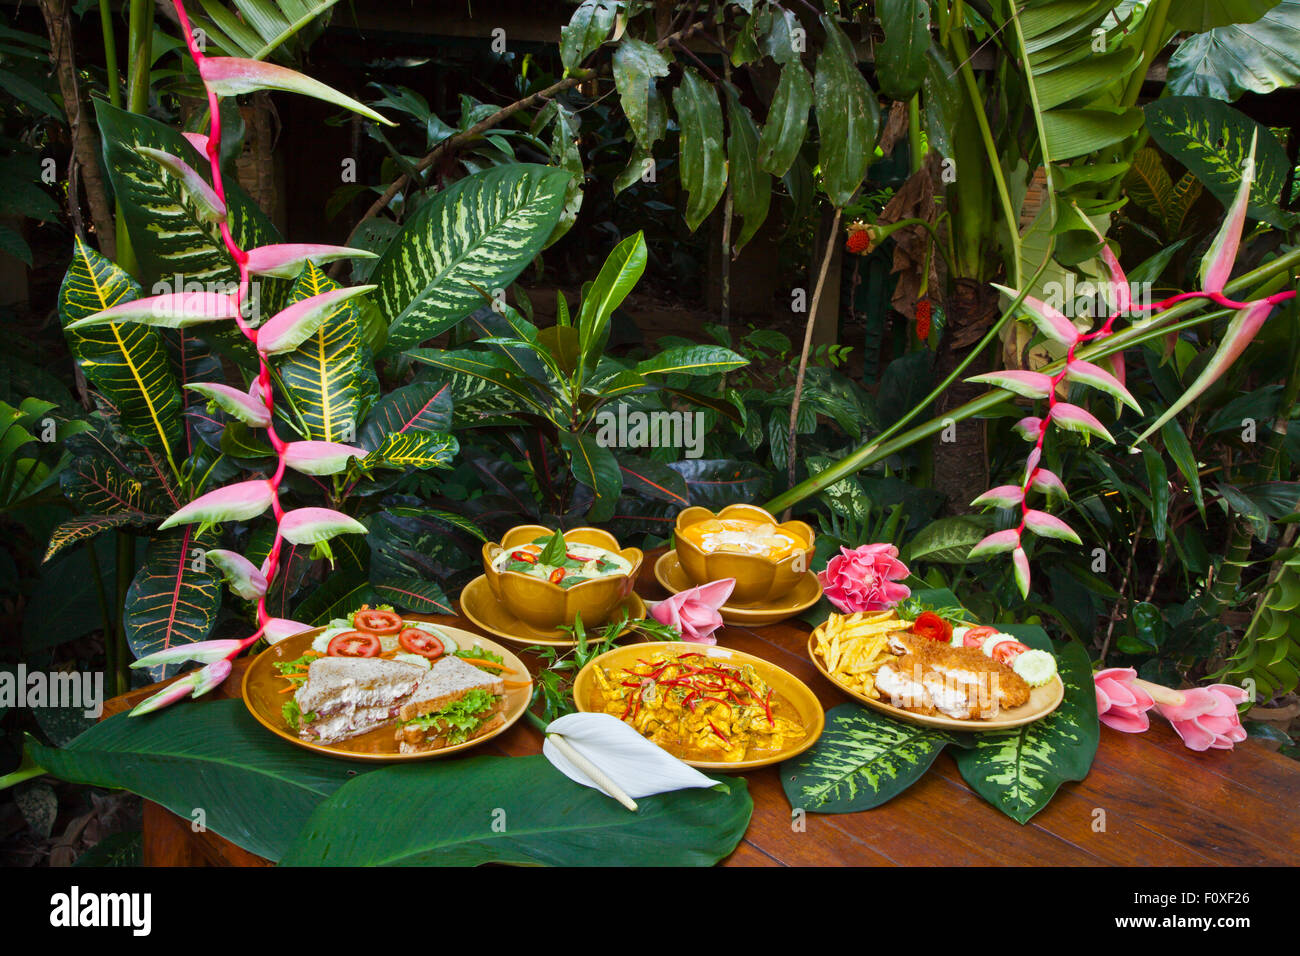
[963,625,1000,649]
[353,608,403,635]
[911,611,952,642]
[398,627,445,660]
[327,630,382,658]
[991,640,1030,665]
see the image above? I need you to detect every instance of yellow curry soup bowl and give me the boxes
[673,504,815,607]
[482,525,643,631]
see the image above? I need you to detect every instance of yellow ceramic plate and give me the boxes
[654,550,822,627]
[806,631,1065,731]
[241,620,531,762]
[459,574,647,647]
[573,641,825,771]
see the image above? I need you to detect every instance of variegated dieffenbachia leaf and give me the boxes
[374,164,571,352]
[274,262,377,442]
[780,704,959,813]
[952,638,1099,824]
[58,237,184,468]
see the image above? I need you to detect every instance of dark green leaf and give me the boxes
[814,15,879,208]
[673,68,727,231]
[875,0,931,101]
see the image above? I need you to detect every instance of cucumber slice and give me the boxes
[980,632,1018,657]
[404,621,458,654]
[1013,649,1057,687]
[951,626,969,647]
[312,626,350,655]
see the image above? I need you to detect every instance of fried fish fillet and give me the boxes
[876,631,1030,719]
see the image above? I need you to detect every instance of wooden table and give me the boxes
[102,569,1300,867]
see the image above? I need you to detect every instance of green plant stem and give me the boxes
[766,247,1300,513]
[99,0,120,108]
[907,95,922,175]
[0,750,47,792]
[1120,0,1173,108]
[114,0,152,280]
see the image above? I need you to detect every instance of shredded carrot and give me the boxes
[458,657,508,671]
[278,683,297,694]
[502,679,531,688]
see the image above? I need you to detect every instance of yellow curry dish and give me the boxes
[589,650,807,762]
[677,517,808,561]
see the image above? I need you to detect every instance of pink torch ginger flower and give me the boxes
[1152,684,1250,752]
[651,578,735,644]
[817,543,910,614]
[1093,667,1155,733]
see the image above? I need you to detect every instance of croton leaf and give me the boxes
[278,754,751,866]
[274,262,377,443]
[559,430,622,522]
[358,380,452,449]
[952,638,1099,824]
[374,165,571,351]
[124,529,224,680]
[672,459,771,508]
[43,513,149,564]
[781,704,959,813]
[361,432,458,471]
[370,576,455,616]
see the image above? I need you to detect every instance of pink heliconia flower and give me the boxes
[263,618,313,644]
[993,284,1081,346]
[1155,684,1250,752]
[970,485,1024,509]
[1049,402,1115,443]
[1200,132,1256,294]
[1022,509,1082,544]
[1012,545,1031,597]
[817,544,910,614]
[651,578,735,644]
[279,507,368,545]
[1094,667,1156,733]
[190,659,234,698]
[198,57,396,127]
[255,285,376,355]
[130,638,244,671]
[181,131,209,156]
[1029,468,1069,497]
[967,369,1053,399]
[968,528,1020,559]
[1103,351,1126,389]
[135,146,226,222]
[205,549,268,600]
[1014,416,1043,440]
[67,290,239,330]
[244,243,376,279]
[158,479,275,530]
[282,441,368,476]
[129,672,201,716]
[1064,359,1141,413]
[185,381,271,427]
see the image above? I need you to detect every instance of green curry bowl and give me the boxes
[482,525,644,631]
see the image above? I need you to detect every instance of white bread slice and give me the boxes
[295,657,425,725]
[398,656,506,722]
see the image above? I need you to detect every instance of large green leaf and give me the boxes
[814,15,879,208]
[560,430,622,522]
[669,458,771,507]
[757,61,813,177]
[359,380,451,449]
[275,262,376,443]
[673,68,727,232]
[368,505,485,588]
[876,0,931,100]
[951,638,1099,824]
[93,100,281,292]
[374,165,571,351]
[723,87,771,254]
[1167,0,1281,32]
[635,345,747,377]
[58,237,183,468]
[578,232,646,367]
[361,431,458,470]
[191,0,343,62]
[782,704,958,813]
[611,37,671,149]
[123,529,223,680]
[903,515,991,565]
[1039,107,1144,161]
[1144,96,1293,227]
[406,349,550,415]
[560,0,620,73]
[279,754,752,866]
[1167,0,1300,101]
[29,701,362,861]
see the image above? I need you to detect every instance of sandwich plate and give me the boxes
[241,621,531,762]
[572,641,825,771]
[805,631,1064,731]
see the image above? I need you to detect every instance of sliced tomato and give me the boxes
[911,611,952,643]
[963,625,1000,649]
[398,627,445,660]
[991,640,1030,665]
[353,607,403,635]
[327,630,382,658]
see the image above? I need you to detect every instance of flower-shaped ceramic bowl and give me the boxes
[673,504,814,607]
[482,525,643,631]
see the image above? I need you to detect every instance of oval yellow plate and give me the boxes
[806,631,1065,731]
[241,620,531,762]
[459,574,647,647]
[573,641,825,771]
[653,550,822,627]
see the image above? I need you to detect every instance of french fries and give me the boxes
[811,610,904,700]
